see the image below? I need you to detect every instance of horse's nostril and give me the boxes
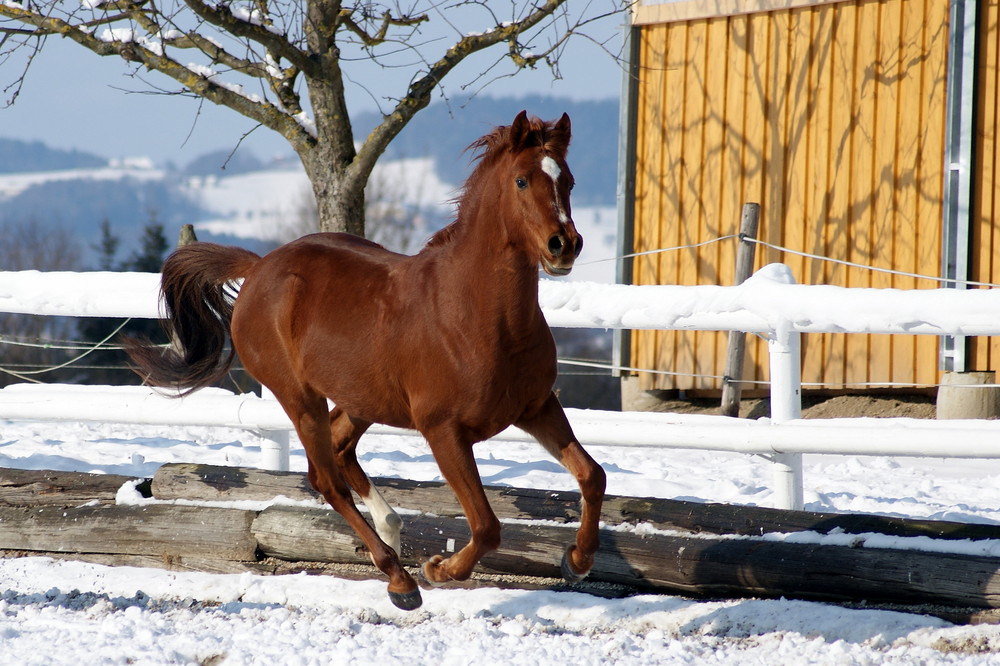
[548,234,566,257]
[573,236,584,257]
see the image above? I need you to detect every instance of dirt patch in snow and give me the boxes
[647,393,938,420]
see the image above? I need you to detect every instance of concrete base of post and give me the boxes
[937,371,1000,420]
[620,375,674,412]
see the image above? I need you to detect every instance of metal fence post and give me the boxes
[768,326,804,511]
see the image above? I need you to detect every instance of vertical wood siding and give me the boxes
[631,0,950,392]
[971,0,1000,371]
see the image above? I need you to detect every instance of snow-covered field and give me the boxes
[4,419,1000,664]
[185,158,456,245]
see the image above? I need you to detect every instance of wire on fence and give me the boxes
[0,335,132,352]
[554,358,998,391]
[0,319,133,384]
[578,233,1000,289]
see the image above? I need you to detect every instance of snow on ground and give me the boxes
[4,419,1000,663]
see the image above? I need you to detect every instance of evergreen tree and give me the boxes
[92,217,119,271]
[127,214,168,273]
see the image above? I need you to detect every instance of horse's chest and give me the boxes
[466,340,556,405]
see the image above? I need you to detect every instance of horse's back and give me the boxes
[274,232,398,268]
[231,233,415,423]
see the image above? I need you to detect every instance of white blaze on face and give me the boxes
[540,156,570,224]
[541,155,561,181]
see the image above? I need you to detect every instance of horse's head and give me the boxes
[471,111,583,277]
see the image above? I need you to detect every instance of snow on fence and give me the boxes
[3,265,1000,511]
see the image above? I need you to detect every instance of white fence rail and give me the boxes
[3,265,1000,510]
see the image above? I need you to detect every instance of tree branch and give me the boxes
[338,9,428,47]
[351,0,569,187]
[0,1,314,150]
[179,0,316,77]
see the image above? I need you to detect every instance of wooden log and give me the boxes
[154,463,1000,542]
[253,507,367,563]
[152,463,316,503]
[0,468,139,507]
[252,504,1000,608]
[6,465,1000,610]
[253,506,580,580]
[0,504,258,561]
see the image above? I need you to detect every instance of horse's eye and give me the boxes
[515,177,528,190]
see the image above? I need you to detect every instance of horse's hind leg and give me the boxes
[329,408,402,556]
[284,391,420,610]
[516,392,606,581]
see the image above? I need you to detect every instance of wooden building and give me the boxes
[618,0,1000,394]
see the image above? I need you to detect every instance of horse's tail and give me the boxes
[125,242,260,396]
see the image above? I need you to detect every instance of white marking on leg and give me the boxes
[360,480,402,556]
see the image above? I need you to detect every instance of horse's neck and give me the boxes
[421,207,542,329]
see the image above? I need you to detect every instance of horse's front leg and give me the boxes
[421,427,500,585]
[516,392,606,581]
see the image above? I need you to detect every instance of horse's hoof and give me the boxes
[388,587,423,611]
[420,557,448,588]
[561,547,590,584]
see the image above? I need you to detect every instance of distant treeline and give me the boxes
[0,138,106,174]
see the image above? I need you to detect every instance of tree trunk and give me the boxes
[299,0,368,238]
[301,154,367,237]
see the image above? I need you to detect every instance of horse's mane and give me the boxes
[425,116,568,250]
[466,115,570,161]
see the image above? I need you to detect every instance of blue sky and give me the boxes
[0,7,626,166]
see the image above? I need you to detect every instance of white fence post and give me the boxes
[767,326,804,511]
[258,386,290,472]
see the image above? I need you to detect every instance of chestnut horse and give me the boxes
[127,112,606,610]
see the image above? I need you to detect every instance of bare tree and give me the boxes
[0,0,624,237]
[287,157,443,253]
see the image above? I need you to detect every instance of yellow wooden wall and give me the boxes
[630,0,951,392]
[971,0,1000,371]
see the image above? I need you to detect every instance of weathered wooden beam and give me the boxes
[9,464,1000,612]
[153,463,314,503]
[0,504,258,561]
[251,504,1000,608]
[0,468,139,506]
[154,463,1000,542]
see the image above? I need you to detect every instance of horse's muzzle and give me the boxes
[543,231,583,276]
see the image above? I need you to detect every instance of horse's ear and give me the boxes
[555,112,571,139]
[509,110,531,149]
[544,113,572,157]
